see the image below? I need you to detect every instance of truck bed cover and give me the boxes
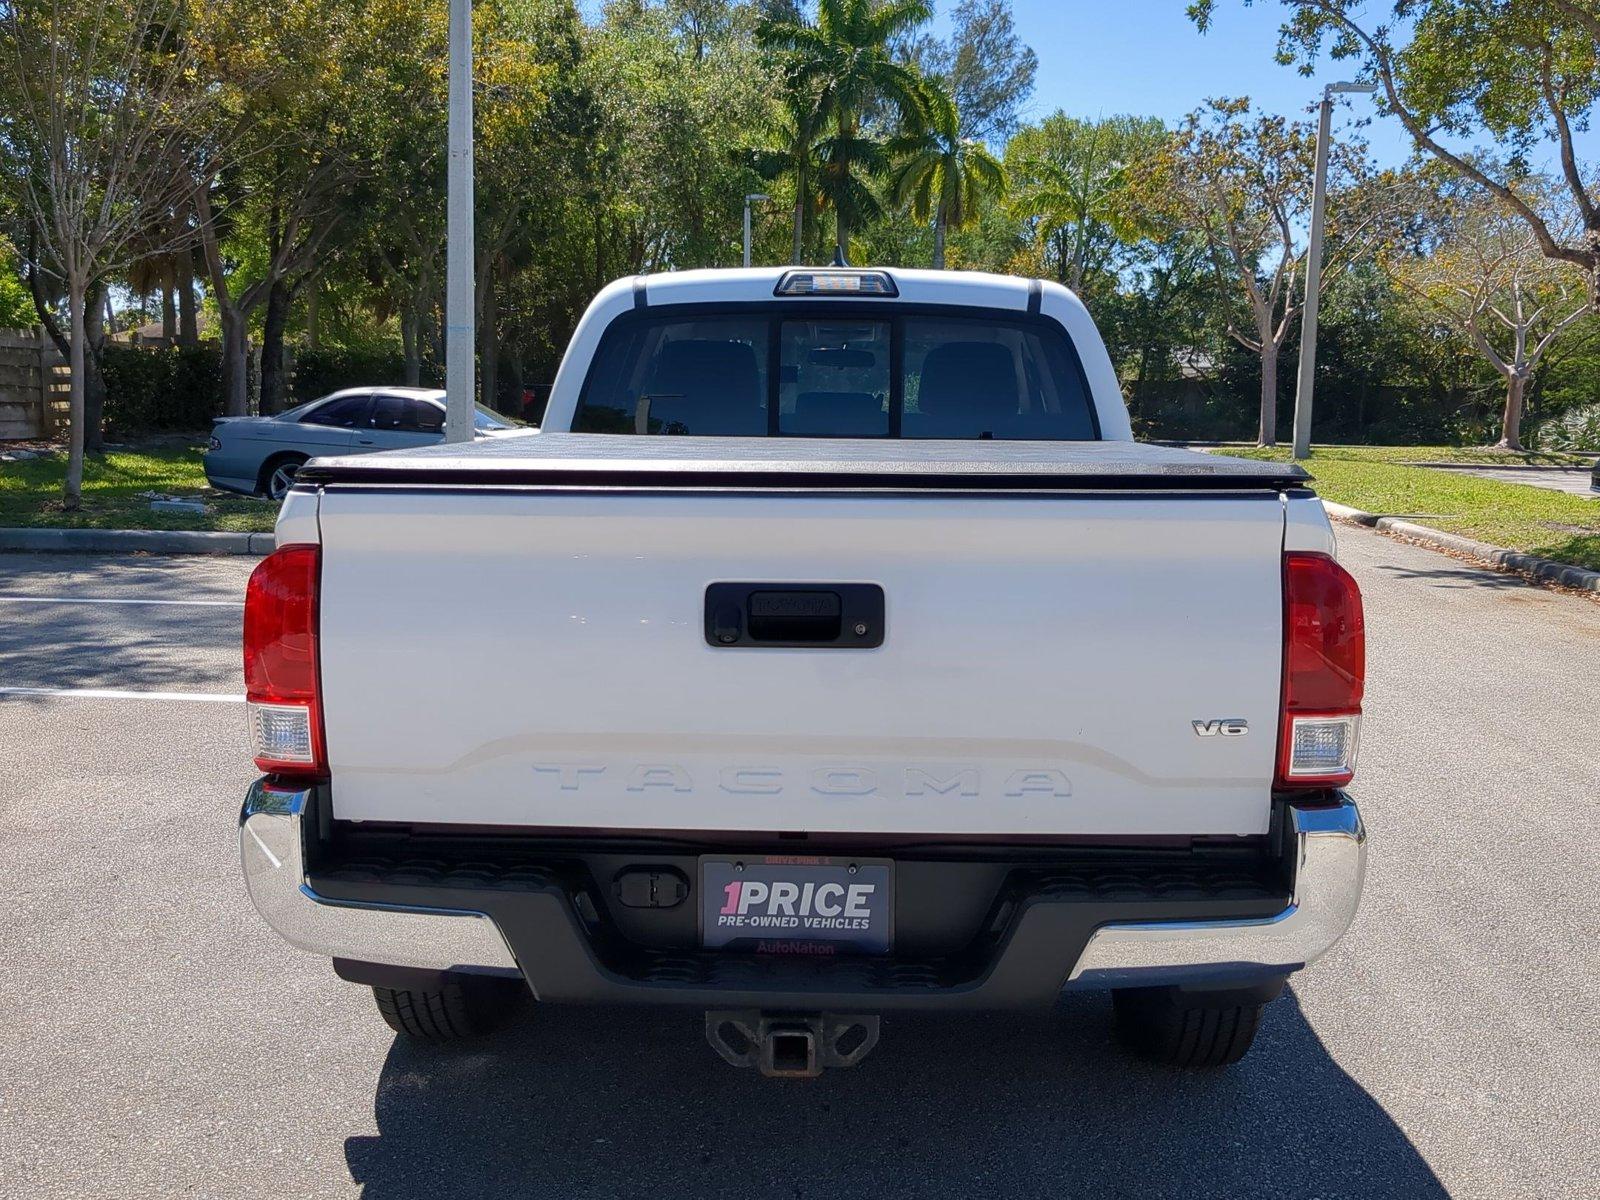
[296,433,1310,492]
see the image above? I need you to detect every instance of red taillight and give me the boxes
[243,543,325,777]
[1277,552,1365,788]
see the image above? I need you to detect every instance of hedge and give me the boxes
[292,347,441,402]
[100,344,225,432]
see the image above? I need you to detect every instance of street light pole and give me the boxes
[1291,81,1377,461]
[444,0,475,444]
[743,194,770,268]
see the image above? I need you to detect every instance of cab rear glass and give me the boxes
[572,306,1099,440]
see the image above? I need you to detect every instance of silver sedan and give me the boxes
[203,387,529,500]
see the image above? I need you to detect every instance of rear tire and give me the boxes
[371,977,522,1041]
[1112,984,1274,1069]
[259,454,308,501]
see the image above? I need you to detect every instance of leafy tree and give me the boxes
[0,0,240,504]
[1133,98,1382,445]
[1006,112,1164,293]
[193,0,383,414]
[900,0,1037,141]
[1192,1,1600,297]
[751,89,827,264]
[1394,176,1594,449]
[759,0,931,262]
[889,83,1005,268]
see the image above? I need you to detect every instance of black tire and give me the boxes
[258,453,308,501]
[1112,986,1268,1069]
[371,977,522,1041]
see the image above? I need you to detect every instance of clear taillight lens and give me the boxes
[1277,552,1365,788]
[243,544,325,777]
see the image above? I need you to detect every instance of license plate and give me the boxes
[700,857,893,954]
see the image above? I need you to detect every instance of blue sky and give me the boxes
[969,0,1596,169]
[977,0,1408,160]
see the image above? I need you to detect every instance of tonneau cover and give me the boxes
[296,434,1310,492]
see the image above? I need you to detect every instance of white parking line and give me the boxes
[0,686,245,703]
[0,595,241,607]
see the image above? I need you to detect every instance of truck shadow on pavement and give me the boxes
[1371,560,1533,592]
[343,988,1445,1200]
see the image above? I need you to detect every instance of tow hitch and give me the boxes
[705,1011,880,1078]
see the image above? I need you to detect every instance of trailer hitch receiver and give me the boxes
[705,1011,880,1078]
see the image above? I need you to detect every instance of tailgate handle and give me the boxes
[705,584,883,649]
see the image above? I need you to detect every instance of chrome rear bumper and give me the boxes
[239,780,518,973]
[239,781,1365,995]
[1065,798,1366,987]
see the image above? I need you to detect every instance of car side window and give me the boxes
[415,402,446,434]
[369,395,445,433]
[369,395,409,431]
[301,395,371,428]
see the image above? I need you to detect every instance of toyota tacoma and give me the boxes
[238,267,1367,1076]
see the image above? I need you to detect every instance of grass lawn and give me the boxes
[1232,445,1600,572]
[0,440,276,533]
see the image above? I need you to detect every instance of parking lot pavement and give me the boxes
[1431,465,1599,498]
[2,536,1598,1200]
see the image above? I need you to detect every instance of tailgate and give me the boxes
[317,489,1286,837]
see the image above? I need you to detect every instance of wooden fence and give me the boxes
[0,328,67,440]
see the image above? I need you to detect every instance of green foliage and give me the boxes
[759,0,934,259]
[293,346,440,401]
[8,0,1599,458]
[0,237,31,326]
[1005,112,1166,292]
[888,84,1005,266]
[99,345,224,433]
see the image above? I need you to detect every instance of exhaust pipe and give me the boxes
[706,1011,880,1078]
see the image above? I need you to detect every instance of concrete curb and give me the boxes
[1321,501,1600,593]
[0,527,276,556]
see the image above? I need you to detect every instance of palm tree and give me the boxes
[758,0,931,263]
[889,86,1006,269]
[752,94,826,264]
[1007,114,1162,291]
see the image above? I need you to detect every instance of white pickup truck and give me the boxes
[238,267,1366,1077]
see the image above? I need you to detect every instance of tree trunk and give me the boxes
[932,208,947,270]
[1497,372,1527,451]
[161,260,178,343]
[508,353,525,422]
[1258,341,1279,447]
[219,306,250,415]
[305,284,320,351]
[792,196,805,265]
[83,279,106,453]
[402,304,421,387]
[177,250,198,347]
[479,261,498,415]
[260,277,292,415]
[64,277,87,510]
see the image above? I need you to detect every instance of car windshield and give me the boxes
[474,405,522,429]
[572,307,1098,440]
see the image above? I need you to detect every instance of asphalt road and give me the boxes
[1,532,1597,1200]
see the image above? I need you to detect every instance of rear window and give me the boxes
[573,307,1097,440]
